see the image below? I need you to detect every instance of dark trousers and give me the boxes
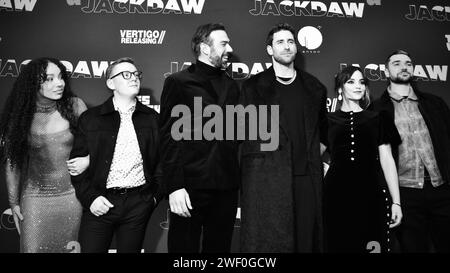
[397,179,450,253]
[168,189,238,253]
[293,175,323,252]
[78,189,155,253]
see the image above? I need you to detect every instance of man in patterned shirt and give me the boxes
[70,57,162,253]
[373,50,450,252]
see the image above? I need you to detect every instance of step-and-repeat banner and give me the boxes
[0,0,449,252]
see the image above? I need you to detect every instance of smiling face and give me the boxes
[206,29,233,69]
[38,62,65,101]
[106,61,140,98]
[267,29,297,66]
[341,70,367,102]
[385,53,414,84]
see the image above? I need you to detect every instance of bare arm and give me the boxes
[379,144,402,228]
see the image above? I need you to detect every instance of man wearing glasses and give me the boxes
[70,57,162,252]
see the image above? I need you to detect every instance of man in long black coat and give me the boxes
[239,23,328,252]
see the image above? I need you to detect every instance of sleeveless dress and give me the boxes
[7,101,85,253]
[323,110,401,253]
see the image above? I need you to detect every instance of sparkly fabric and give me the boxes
[7,98,86,253]
[106,99,146,189]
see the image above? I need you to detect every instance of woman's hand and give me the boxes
[389,203,402,228]
[67,155,90,176]
[11,205,23,235]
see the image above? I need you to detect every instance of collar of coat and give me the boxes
[380,87,426,104]
[253,66,325,106]
[99,96,154,115]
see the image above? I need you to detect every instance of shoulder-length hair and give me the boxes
[335,65,371,109]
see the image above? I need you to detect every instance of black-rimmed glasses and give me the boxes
[110,71,143,80]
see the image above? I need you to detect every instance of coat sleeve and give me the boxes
[158,76,185,195]
[70,112,102,209]
[318,82,328,146]
[437,96,450,138]
[150,116,165,203]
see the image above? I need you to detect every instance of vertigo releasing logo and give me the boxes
[120,30,166,45]
[405,5,450,21]
[249,0,381,18]
[0,0,37,11]
[67,0,205,14]
[297,26,323,53]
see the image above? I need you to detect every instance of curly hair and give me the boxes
[0,57,77,170]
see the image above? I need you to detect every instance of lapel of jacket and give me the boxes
[255,66,289,140]
[99,96,121,131]
[189,64,219,104]
[379,90,395,119]
[298,69,319,151]
[210,71,233,107]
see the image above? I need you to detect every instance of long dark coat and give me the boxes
[239,66,327,252]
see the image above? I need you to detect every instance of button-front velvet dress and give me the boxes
[324,110,401,253]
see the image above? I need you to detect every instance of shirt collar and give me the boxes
[113,97,136,114]
[388,85,418,103]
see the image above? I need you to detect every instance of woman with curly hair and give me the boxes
[0,57,89,252]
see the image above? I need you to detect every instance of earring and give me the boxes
[338,90,342,101]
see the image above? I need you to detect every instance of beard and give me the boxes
[273,52,296,66]
[390,71,413,84]
[209,49,229,69]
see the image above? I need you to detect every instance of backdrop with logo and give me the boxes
[0,0,449,252]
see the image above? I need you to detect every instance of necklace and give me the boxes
[36,102,57,113]
[276,70,297,85]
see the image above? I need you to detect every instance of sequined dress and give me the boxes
[323,110,401,253]
[7,100,85,253]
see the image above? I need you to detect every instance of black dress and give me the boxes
[324,110,401,253]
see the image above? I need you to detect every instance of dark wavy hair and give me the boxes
[335,66,371,109]
[0,57,77,169]
[191,23,226,58]
[266,23,296,46]
[385,49,412,68]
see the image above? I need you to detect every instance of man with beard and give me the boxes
[159,23,240,252]
[372,50,450,252]
[239,23,327,252]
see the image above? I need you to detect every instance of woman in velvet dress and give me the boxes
[323,66,403,253]
[0,58,89,252]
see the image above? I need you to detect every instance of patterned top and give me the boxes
[390,90,443,188]
[106,99,146,189]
